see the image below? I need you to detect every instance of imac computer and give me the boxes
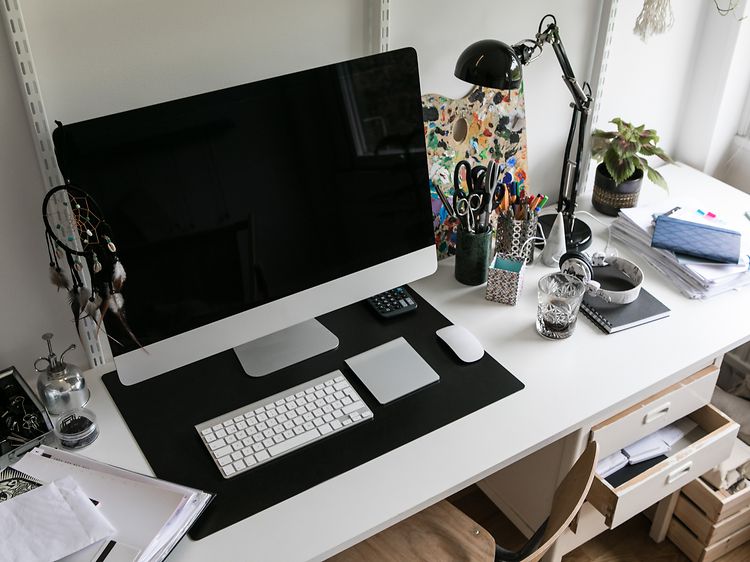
[52,47,437,387]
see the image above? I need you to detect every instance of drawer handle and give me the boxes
[666,462,693,484]
[644,402,671,424]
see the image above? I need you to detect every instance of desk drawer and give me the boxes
[588,405,738,529]
[591,366,719,459]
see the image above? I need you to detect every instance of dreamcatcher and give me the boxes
[42,182,142,349]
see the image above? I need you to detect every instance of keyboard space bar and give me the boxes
[268,428,322,457]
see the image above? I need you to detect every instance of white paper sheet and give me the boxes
[0,477,114,562]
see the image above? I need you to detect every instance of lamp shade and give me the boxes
[454,39,523,89]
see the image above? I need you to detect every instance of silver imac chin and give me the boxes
[114,247,437,386]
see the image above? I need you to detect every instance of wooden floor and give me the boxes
[448,486,750,562]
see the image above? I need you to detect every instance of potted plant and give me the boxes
[590,118,674,216]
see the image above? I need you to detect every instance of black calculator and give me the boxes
[366,287,418,318]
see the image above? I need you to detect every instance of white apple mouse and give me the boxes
[435,325,484,363]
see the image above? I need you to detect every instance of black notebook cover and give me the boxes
[581,288,670,334]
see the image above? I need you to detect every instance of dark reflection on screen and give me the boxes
[53,48,433,355]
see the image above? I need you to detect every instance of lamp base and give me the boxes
[538,214,592,252]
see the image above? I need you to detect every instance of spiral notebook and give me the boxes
[581,288,670,334]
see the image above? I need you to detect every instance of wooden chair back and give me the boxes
[521,440,599,562]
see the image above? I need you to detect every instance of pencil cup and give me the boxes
[536,273,586,339]
[495,214,539,265]
[485,253,526,305]
[454,229,492,286]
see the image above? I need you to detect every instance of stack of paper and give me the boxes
[611,201,750,298]
[12,446,213,562]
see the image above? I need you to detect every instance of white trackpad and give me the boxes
[345,337,439,404]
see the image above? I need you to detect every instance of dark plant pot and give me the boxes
[592,163,644,216]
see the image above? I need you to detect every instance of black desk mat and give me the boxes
[102,288,524,539]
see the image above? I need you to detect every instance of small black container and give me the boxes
[455,229,492,285]
[592,163,644,216]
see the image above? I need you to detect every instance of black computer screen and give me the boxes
[52,48,434,355]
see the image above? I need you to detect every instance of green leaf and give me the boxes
[647,167,668,190]
[591,129,617,139]
[590,136,609,159]
[605,150,636,185]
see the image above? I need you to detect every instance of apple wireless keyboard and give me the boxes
[195,370,373,478]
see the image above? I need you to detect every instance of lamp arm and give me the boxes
[540,22,590,112]
[514,17,591,112]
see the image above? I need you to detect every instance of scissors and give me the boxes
[453,160,487,233]
[476,160,501,232]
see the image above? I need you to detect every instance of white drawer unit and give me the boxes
[588,405,738,529]
[591,366,719,459]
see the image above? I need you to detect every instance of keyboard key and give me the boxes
[226,426,237,434]
[222,465,236,477]
[331,420,342,430]
[283,430,294,439]
[218,455,232,466]
[237,421,248,430]
[252,443,264,452]
[223,420,233,427]
[233,460,245,470]
[205,434,216,443]
[201,428,212,435]
[268,429,321,456]
[214,445,233,458]
[211,423,222,431]
[323,413,334,423]
[233,415,244,422]
[236,430,247,440]
[232,442,243,451]
[319,423,333,435]
[225,435,236,444]
[244,455,257,467]
[256,450,270,462]
[242,447,254,456]
[209,439,226,451]
[215,429,227,439]
[231,451,243,461]
[273,434,284,444]
[342,401,365,415]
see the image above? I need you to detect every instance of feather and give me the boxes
[107,291,147,352]
[112,261,126,292]
[50,266,70,292]
[67,286,83,341]
[95,295,111,334]
[83,293,102,320]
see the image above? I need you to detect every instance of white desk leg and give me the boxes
[649,491,679,543]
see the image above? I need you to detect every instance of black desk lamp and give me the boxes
[455,14,593,251]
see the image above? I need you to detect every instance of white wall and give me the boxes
[675,0,750,177]
[0,20,86,372]
[22,0,371,122]
[591,0,706,173]
[389,0,602,197]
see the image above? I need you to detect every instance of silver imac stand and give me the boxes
[234,319,339,377]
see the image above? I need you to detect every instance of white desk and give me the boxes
[80,164,750,561]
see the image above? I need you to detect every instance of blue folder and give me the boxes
[651,214,742,264]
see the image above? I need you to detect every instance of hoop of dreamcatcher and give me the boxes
[42,182,142,349]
